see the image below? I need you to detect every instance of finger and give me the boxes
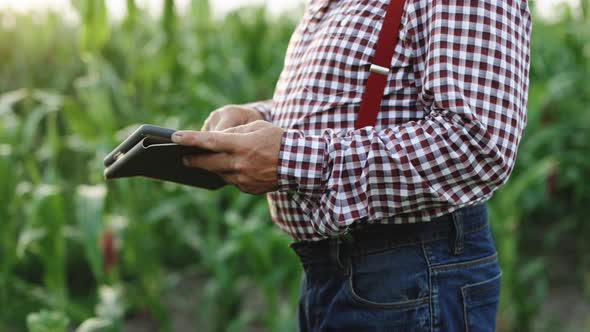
[217,173,267,195]
[201,112,219,132]
[220,124,246,134]
[221,120,268,134]
[182,153,237,173]
[201,119,214,131]
[213,118,236,131]
[172,131,239,152]
[217,172,248,192]
[218,172,239,185]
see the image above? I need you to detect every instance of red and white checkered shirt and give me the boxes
[248,0,532,242]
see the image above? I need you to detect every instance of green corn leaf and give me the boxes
[0,88,28,116]
[74,318,112,332]
[75,184,107,283]
[26,310,69,332]
[72,0,110,54]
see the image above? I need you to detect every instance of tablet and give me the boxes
[104,125,176,167]
[103,124,226,189]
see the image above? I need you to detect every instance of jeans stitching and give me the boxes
[431,253,498,272]
[344,260,431,309]
[302,274,311,331]
[461,272,502,296]
[462,285,470,332]
[461,272,502,332]
[421,242,435,332]
[452,210,464,255]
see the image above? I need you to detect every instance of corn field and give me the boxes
[0,0,589,331]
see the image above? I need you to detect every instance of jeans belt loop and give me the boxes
[451,208,465,256]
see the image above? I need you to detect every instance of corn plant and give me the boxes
[1,1,589,332]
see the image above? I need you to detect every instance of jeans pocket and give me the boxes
[461,272,502,332]
[332,246,431,331]
[344,245,431,310]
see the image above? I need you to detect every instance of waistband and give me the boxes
[290,203,488,266]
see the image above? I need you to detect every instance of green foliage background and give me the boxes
[0,0,589,331]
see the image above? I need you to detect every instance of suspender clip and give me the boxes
[370,64,390,76]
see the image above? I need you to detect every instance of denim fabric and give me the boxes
[291,204,500,332]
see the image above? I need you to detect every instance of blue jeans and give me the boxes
[291,203,500,332]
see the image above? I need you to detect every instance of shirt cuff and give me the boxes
[243,100,273,122]
[277,130,328,194]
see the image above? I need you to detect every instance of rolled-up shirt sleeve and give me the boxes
[243,100,274,122]
[276,1,532,237]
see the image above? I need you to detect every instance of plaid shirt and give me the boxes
[248,0,532,241]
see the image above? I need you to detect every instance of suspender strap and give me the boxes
[355,0,406,129]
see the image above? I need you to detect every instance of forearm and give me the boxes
[277,108,520,237]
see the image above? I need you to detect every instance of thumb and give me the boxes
[172,131,238,152]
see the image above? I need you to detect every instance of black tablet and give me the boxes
[103,124,226,189]
[104,125,176,167]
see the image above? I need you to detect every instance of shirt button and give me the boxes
[340,17,349,26]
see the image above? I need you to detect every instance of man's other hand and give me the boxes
[172,121,283,195]
[201,105,265,132]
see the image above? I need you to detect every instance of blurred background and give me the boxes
[0,0,589,331]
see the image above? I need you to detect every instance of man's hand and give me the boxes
[172,120,283,195]
[201,105,265,132]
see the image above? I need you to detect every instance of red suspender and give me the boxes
[354,0,407,129]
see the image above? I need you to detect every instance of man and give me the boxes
[172,0,532,330]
